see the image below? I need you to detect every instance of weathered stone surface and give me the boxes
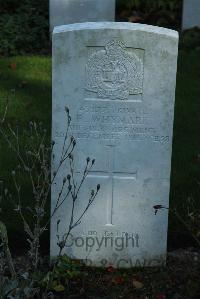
[50,0,115,32]
[182,0,200,29]
[51,22,179,268]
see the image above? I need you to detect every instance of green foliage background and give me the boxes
[117,0,182,11]
[0,0,49,56]
[117,0,182,29]
[0,0,183,56]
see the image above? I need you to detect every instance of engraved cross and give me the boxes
[88,144,137,226]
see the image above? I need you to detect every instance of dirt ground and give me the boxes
[12,247,199,299]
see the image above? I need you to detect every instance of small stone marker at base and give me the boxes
[50,0,116,32]
[182,0,200,30]
[51,22,179,268]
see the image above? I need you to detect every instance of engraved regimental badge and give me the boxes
[86,40,144,100]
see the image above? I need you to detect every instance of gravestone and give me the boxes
[182,0,200,29]
[50,0,115,32]
[51,22,179,268]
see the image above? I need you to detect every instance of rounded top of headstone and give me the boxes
[53,22,179,39]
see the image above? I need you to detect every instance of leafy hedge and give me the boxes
[116,0,183,29]
[0,0,49,56]
[0,0,183,56]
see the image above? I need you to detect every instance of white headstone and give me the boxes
[182,0,200,29]
[50,0,115,32]
[51,22,179,268]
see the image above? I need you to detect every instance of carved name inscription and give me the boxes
[58,102,169,144]
[86,40,144,100]
[55,102,169,145]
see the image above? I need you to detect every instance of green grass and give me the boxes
[0,56,51,122]
[0,56,51,252]
[0,49,200,250]
[0,56,51,166]
[169,49,200,240]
